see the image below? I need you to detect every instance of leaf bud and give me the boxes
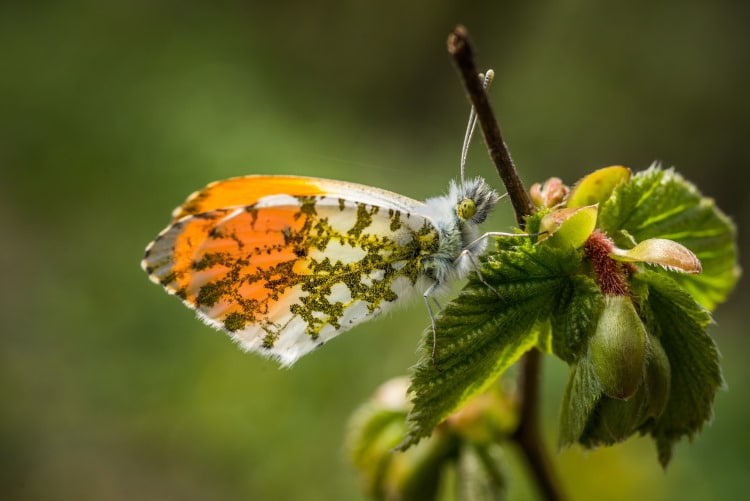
[589,295,647,400]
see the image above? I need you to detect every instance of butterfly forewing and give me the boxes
[172,175,428,220]
[143,180,440,366]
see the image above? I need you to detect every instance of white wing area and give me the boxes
[204,274,428,367]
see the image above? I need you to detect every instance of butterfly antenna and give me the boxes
[460,69,495,192]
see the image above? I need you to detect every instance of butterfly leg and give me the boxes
[457,246,504,302]
[423,282,442,367]
[465,230,539,249]
[459,231,520,301]
[430,296,442,312]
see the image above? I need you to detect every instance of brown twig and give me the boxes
[447,25,565,501]
[512,349,564,501]
[446,25,534,227]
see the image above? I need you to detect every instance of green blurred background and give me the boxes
[2,1,748,499]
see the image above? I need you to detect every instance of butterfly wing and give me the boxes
[171,175,430,220]
[143,176,440,366]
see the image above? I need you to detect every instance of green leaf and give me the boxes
[609,238,702,274]
[550,275,603,363]
[633,271,722,467]
[567,165,631,208]
[401,239,581,448]
[643,333,671,419]
[558,357,602,448]
[401,285,541,449]
[580,386,652,447]
[598,165,740,310]
[539,205,599,250]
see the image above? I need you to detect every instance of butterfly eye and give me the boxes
[456,198,477,220]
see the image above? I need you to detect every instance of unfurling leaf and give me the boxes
[530,177,569,209]
[539,205,598,250]
[577,331,671,447]
[586,385,651,445]
[610,238,702,274]
[567,165,631,208]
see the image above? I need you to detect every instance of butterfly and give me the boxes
[142,175,502,366]
[142,71,511,367]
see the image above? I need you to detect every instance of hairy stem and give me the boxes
[447,25,564,501]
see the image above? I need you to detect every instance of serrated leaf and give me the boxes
[401,239,581,448]
[550,275,603,363]
[633,271,722,467]
[643,333,671,419]
[401,286,542,449]
[598,165,740,310]
[558,357,602,448]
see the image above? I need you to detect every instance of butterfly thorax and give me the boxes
[420,177,501,289]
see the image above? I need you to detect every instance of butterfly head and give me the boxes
[453,177,501,224]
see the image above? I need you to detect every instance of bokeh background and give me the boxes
[2,1,748,499]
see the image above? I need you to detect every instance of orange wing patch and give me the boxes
[173,176,326,220]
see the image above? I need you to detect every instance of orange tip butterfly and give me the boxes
[142,71,507,367]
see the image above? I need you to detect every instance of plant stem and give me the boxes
[446,25,534,228]
[512,349,564,501]
[447,25,565,501]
